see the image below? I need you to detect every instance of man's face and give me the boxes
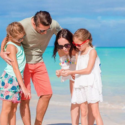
[35,23,50,35]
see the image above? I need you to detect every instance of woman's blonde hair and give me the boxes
[5,22,25,43]
[73,28,93,47]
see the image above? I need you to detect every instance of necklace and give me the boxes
[59,59,76,65]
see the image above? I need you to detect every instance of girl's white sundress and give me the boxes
[71,48,103,104]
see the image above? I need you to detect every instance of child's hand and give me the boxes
[56,70,61,77]
[56,69,64,77]
[71,74,75,80]
[61,70,71,77]
[22,87,31,99]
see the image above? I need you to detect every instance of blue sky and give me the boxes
[0,0,125,47]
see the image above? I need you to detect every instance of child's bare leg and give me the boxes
[0,100,12,125]
[70,80,80,125]
[88,104,95,125]
[71,104,80,125]
[90,102,103,125]
[80,102,88,125]
[9,103,18,125]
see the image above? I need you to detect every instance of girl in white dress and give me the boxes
[61,29,103,125]
[53,29,95,125]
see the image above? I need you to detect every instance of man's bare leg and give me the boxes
[34,94,52,125]
[20,100,31,125]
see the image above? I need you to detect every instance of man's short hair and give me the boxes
[34,11,52,26]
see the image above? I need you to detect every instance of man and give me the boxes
[0,11,62,125]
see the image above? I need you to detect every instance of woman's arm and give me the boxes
[55,50,67,77]
[70,51,78,79]
[6,44,30,98]
[62,49,97,76]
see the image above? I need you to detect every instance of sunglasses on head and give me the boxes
[57,43,71,49]
[72,39,89,47]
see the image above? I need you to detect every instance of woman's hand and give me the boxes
[56,69,64,77]
[22,87,31,99]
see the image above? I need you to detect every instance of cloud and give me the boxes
[57,16,125,29]
[96,7,125,12]
[1,0,125,18]
[0,0,125,47]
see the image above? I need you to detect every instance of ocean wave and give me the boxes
[50,101,125,110]
[100,102,125,110]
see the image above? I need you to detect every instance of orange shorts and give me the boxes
[21,62,52,100]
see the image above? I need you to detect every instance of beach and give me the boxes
[0,47,125,124]
[0,0,125,124]
[2,94,123,125]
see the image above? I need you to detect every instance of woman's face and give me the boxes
[57,38,71,54]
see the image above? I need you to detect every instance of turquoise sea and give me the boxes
[0,47,125,104]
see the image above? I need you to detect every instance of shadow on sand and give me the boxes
[47,123,96,125]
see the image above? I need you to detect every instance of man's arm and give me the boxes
[0,37,12,65]
[53,20,62,35]
[1,37,7,52]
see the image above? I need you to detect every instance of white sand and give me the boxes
[0,94,124,125]
[13,94,125,125]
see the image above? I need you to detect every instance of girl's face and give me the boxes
[57,38,71,54]
[73,37,89,51]
[11,33,26,44]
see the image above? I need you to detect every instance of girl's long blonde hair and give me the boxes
[5,22,25,44]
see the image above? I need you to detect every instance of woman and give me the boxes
[53,29,95,125]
